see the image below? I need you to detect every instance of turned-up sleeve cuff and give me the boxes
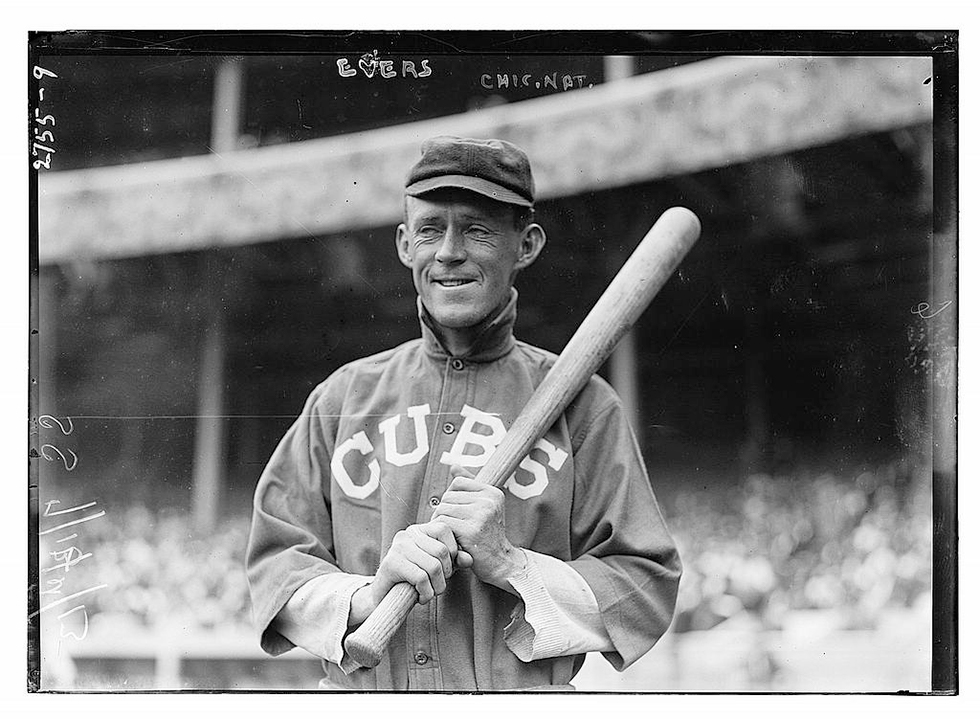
[503,549,614,662]
[270,572,372,673]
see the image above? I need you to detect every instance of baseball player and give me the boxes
[246,136,681,691]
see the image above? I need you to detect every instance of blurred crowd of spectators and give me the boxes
[39,504,254,634]
[670,460,932,633]
[39,460,931,638]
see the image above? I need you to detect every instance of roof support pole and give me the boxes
[604,56,644,441]
[191,57,243,533]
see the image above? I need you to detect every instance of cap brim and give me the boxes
[405,175,532,207]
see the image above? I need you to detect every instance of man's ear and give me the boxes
[515,223,546,271]
[395,223,413,268]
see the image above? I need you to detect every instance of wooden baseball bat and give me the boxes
[343,206,702,669]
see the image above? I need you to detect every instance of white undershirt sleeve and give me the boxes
[273,549,614,669]
[270,572,372,674]
[503,548,614,662]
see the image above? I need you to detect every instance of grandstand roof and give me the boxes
[37,55,932,264]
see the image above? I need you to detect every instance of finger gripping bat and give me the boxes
[343,206,702,669]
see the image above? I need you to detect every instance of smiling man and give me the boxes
[246,136,681,691]
[398,188,542,350]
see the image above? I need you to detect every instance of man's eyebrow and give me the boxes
[410,213,444,226]
[410,211,506,226]
[455,210,508,224]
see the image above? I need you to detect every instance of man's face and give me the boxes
[396,189,544,330]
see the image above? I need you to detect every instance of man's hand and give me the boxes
[430,465,527,593]
[349,521,473,627]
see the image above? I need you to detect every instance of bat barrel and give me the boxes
[342,207,701,668]
[476,206,701,490]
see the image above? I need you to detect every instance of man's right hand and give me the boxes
[348,521,473,627]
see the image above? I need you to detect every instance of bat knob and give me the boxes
[343,580,420,669]
[343,634,384,669]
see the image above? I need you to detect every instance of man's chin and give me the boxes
[423,293,512,331]
[423,298,489,328]
[428,310,483,330]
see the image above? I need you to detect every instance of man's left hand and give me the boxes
[430,465,527,593]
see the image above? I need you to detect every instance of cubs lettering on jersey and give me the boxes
[330,403,569,500]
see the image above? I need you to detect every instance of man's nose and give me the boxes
[435,229,466,263]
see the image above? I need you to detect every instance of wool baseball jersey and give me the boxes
[246,293,681,690]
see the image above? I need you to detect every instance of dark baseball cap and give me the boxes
[405,136,535,207]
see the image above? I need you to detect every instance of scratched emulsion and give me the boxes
[895,299,955,455]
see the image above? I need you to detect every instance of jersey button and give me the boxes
[428,496,440,507]
[450,358,465,371]
[442,422,455,434]
[414,651,429,665]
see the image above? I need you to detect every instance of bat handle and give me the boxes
[343,581,418,668]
